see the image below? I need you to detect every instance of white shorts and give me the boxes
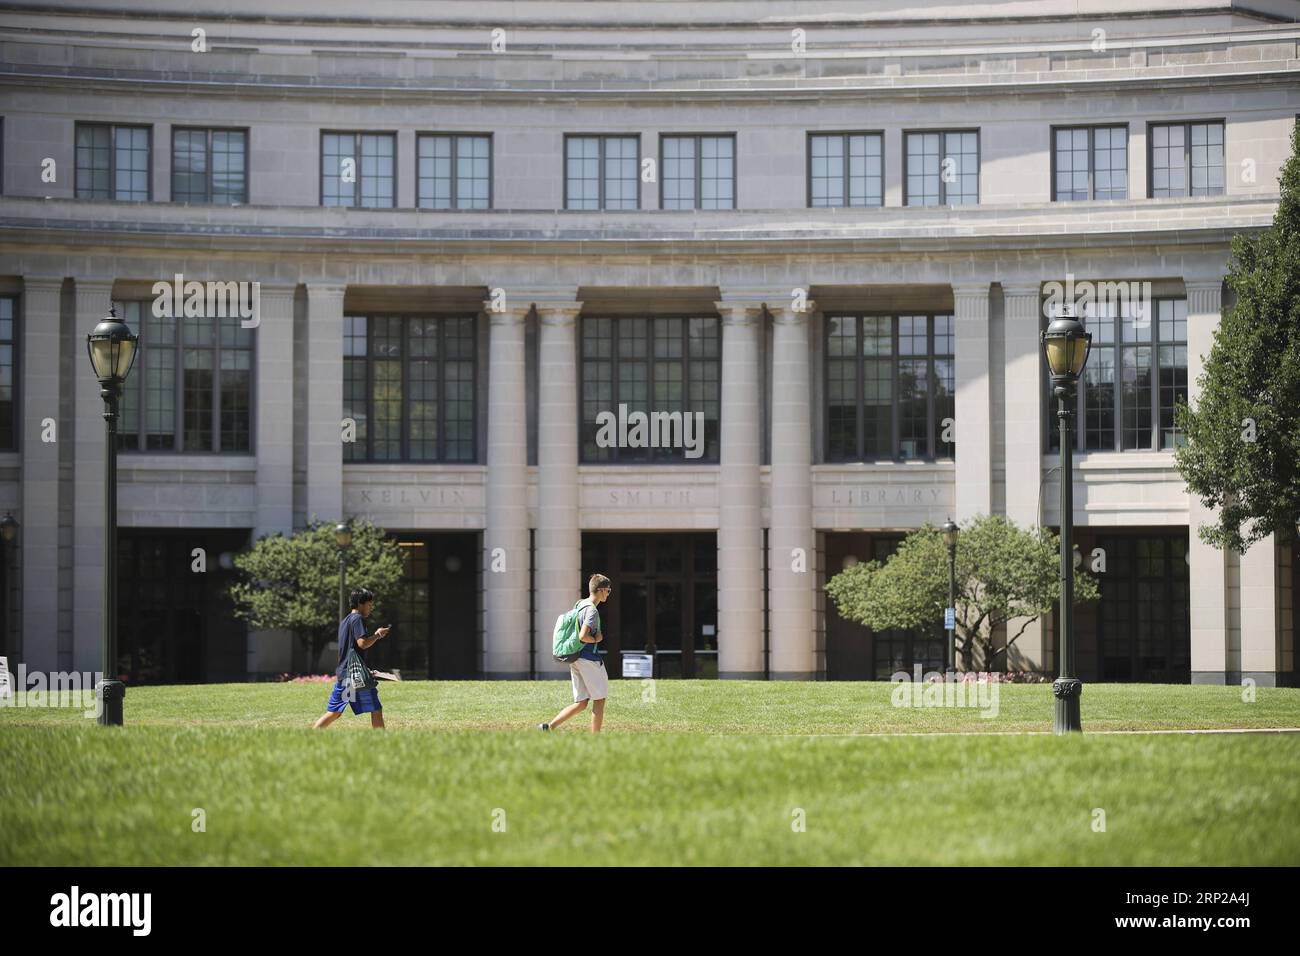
[570,657,608,703]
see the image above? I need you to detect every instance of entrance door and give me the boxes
[581,533,716,678]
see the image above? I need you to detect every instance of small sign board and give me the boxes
[622,653,654,679]
[944,607,956,630]
[0,656,10,698]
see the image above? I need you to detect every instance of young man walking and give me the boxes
[314,587,391,730]
[539,574,611,733]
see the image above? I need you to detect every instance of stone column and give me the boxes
[768,299,816,679]
[19,276,64,672]
[1002,282,1046,670]
[715,297,765,679]
[534,295,583,678]
[953,282,992,520]
[250,283,297,677]
[72,278,115,673]
[484,298,530,678]
[304,283,345,525]
[1185,279,1230,684]
[1239,537,1280,687]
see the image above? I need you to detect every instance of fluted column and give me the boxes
[72,278,115,673]
[953,282,992,520]
[534,295,583,678]
[20,276,64,672]
[768,299,816,679]
[484,299,531,678]
[1185,279,1230,684]
[1002,282,1046,669]
[715,297,765,679]
[255,284,296,536]
[305,283,345,525]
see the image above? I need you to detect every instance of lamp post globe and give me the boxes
[87,307,138,727]
[1041,309,1092,734]
[0,512,18,544]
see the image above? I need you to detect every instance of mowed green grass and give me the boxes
[1,681,1298,865]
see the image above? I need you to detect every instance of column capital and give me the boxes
[1001,282,1043,299]
[769,301,816,325]
[713,300,765,326]
[305,281,347,298]
[486,305,527,327]
[1184,277,1223,312]
[951,281,991,298]
[537,302,584,327]
[22,275,65,294]
[255,281,300,299]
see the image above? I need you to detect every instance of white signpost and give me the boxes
[622,653,654,679]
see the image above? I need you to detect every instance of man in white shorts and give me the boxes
[539,574,611,733]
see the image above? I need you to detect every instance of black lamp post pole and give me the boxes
[99,380,125,726]
[1054,382,1082,733]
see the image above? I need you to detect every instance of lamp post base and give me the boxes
[96,679,125,727]
[1052,678,1083,734]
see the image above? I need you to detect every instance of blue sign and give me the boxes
[944,607,956,630]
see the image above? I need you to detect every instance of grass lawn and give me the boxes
[1,680,1298,865]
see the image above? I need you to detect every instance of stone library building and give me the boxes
[0,0,1296,686]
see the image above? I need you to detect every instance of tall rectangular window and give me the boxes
[905,130,978,206]
[321,132,395,208]
[114,300,253,452]
[416,134,491,209]
[565,135,639,210]
[0,297,14,450]
[1150,121,1224,197]
[172,128,248,204]
[76,123,150,200]
[342,315,476,462]
[1047,296,1188,452]
[661,135,735,209]
[825,313,955,462]
[580,316,720,463]
[808,132,883,207]
[1053,125,1128,201]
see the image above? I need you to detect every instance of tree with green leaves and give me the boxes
[1175,121,1300,552]
[228,519,406,670]
[824,515,1099,672]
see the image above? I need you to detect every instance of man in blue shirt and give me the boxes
[539,574,611,733]
[313,587,391,729]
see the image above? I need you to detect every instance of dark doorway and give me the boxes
[825,531,946,680]
[1066,529,1190,683]
[371,532,478,679]
[581,533,717,678]
[117,529,250,683]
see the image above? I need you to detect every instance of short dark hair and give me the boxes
[588,574,611,595]
[350,588,376,609]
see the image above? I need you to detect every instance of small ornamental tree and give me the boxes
[1175,121,1300,552]
[824,515,1099,671]
[228,519,405,670]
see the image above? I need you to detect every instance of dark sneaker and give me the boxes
[537,723,550,731]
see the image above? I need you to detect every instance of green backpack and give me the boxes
[552,599,592,663]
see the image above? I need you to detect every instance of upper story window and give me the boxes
[808,132,883,208]
[321,132,395,208]
[580,317,720,463]
[172,128,248,204]
[565,135,639,210]
[76,123,150,200]
[904,130,978,206]
[0,296,14,451]
[1053,125,1128,201]
[342,315,476,462]
[1047,297,1187,453]
[113,300,254,453]
[826,313,955,462]
[416,134,491,209]
[1150,121,1224,197]
[661,135,735,210]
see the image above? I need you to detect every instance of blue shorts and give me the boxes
[325,681,382,715]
